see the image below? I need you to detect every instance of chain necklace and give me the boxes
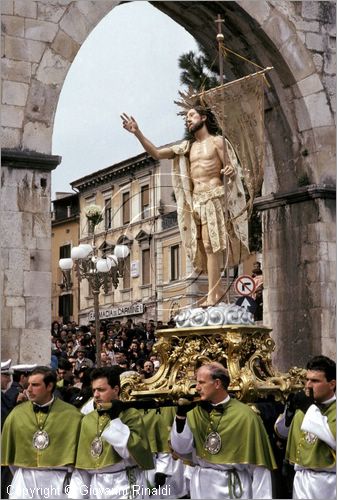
[90,412,110,458]
[32,402,53,450]
[204,406,227,455]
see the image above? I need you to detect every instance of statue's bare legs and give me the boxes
[200,224,225,306]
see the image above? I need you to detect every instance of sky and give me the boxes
[51,1,198,197]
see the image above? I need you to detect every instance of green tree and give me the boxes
[178,42,219,92]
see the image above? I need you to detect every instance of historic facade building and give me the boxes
[71,151,186,325]
[51,192,80,324]
[1,1,335,369]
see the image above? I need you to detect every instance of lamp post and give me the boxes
[59,205,130,367]
[59,243,130,367]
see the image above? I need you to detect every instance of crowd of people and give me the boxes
[48,318,175,407]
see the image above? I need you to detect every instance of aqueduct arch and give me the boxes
[1,1,335,368]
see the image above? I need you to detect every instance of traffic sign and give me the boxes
[234,275,256,296]
[236,296,257,314]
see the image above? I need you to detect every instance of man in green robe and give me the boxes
[142,406,188,498]
[1,366,82,499]
[275,355,336,499]
[170,362,276,499]
[68,367,154,499]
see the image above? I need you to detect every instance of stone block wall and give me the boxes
[1,151,60,364]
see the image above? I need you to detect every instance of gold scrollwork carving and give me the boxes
[120,325,306,403]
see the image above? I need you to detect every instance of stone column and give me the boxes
[1,149,61,364]
[255,185,336,371]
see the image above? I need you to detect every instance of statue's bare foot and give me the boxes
[199,295,217,307]
[215,289,227,304]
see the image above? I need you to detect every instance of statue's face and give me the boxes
[186,108,206,134]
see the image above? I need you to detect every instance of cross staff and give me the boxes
[215,14,230,168]
[215,14,230,301]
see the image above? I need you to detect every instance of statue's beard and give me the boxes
[189,120,205,135]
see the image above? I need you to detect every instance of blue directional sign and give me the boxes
[236,296,257,314]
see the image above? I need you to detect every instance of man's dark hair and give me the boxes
[30,366,57,392]
[13,370,29,383]
[90,366,122,389]
[306,355,336,382]
[58,358,72,371]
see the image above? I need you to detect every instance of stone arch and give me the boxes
[1,0,335,368]
[2,1,334,186]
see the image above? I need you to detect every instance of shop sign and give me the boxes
[88,303,144,321]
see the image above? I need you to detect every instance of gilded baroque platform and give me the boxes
[121,304,305,403]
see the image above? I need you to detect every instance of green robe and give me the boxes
[75,408,154,470]
[1,398,82,468]
[286,401,336,470]
[141,407,176,453]
[187,399,276,469]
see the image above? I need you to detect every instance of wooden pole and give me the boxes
[215,14,230,301]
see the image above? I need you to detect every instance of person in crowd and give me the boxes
[113,337,123,351]
[100,351,112,367]
[140,322,156,343]
[85,337,97,363]
[149,354,161,372]
[66,340,78,358]
[104,339,117,364]
[142,360,155,379]
[74,347,94,371]
[52,338,68,360]
[70,368,94,410]
[170,362,276,499]
[1,360,13,427]
[5,364,37,409]
[68,366,154,499]
[275,355,336,499]
[1,366,82,499]
[60,328,69,342]
[252,261,263,321]
[1,361,14,500]
[51,321,61,338]
[128,340,142,369]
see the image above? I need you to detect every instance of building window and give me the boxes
[59,294,73,322]
[85,198,96,235]
[122,192,130,225]
[59,244,71,259]
[104,199,112,230]
[123,254,131,289]
[141,185,150,219]
[142,248,150,285]
[170,244,180,281]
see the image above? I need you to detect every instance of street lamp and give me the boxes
[59,204,130,367]
[59,242,130,367]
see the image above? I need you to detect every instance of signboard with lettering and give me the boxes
[131,260,139,278]
[88,303,144,321]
